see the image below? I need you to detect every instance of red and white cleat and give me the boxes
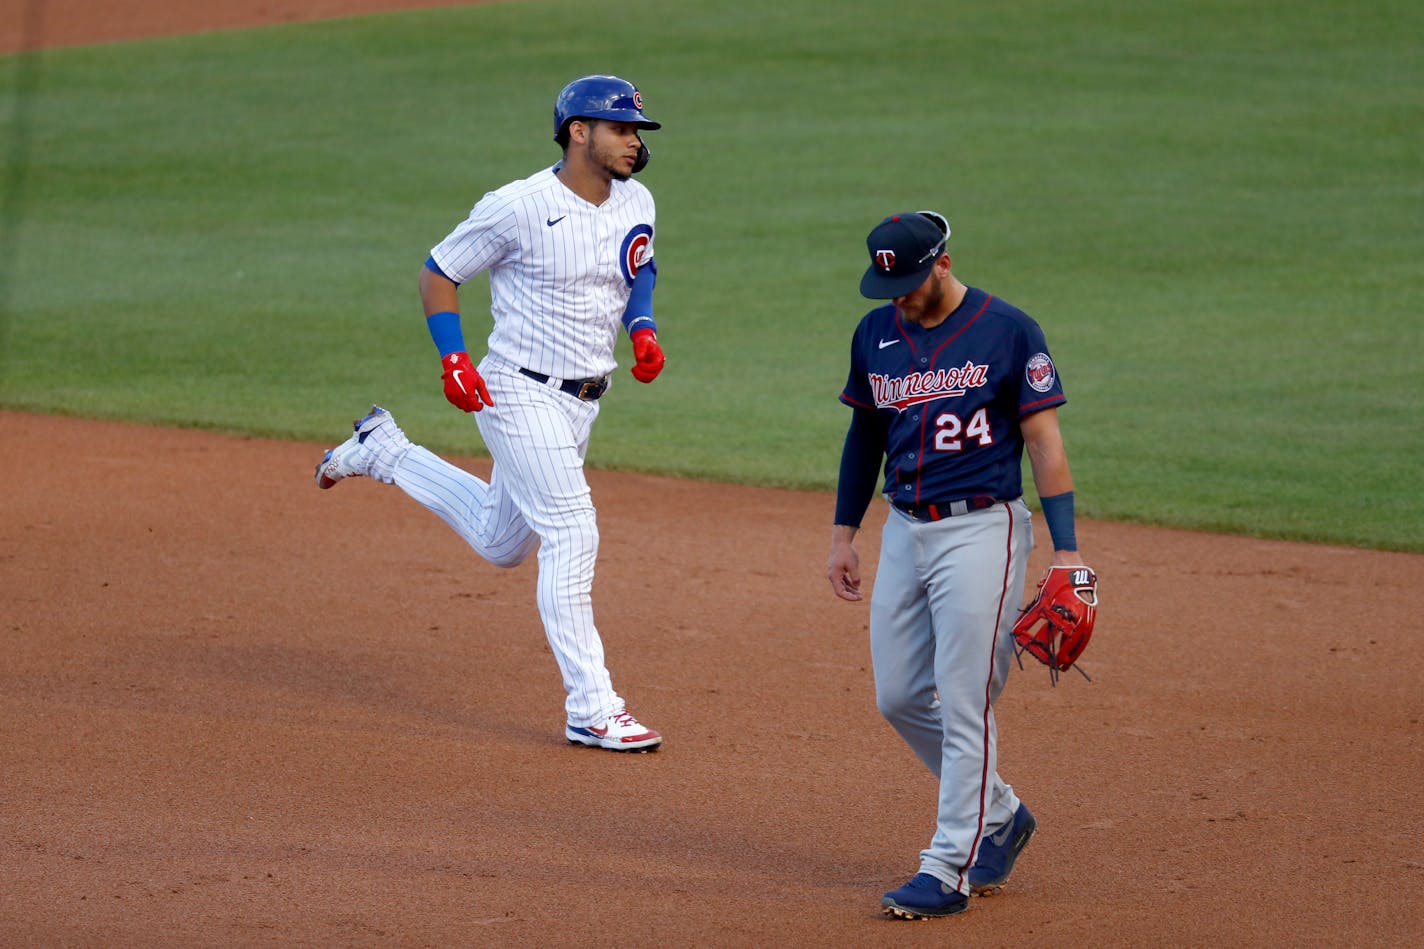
[566,709,662,752]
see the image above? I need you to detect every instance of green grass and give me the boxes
[1,0,1420,551]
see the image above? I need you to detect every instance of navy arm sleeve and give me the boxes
[834,407,888,527]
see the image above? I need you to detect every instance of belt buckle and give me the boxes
[577,378,606,401]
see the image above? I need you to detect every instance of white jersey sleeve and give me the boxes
[428,190,518,284]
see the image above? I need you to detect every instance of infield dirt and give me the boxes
[3,4,1423,946]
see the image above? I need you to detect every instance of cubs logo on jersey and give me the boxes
[619,224,654,287]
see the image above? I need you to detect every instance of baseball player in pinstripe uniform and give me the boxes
[826,210,1093,916]
[315,76,666,752]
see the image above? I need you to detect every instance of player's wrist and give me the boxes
[426,310,466,357]
[1039,491,1077,552]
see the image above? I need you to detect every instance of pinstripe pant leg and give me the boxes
[472,371,622,726]
[392,445,539,567]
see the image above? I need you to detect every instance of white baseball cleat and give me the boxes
[315,405,392,489]
[566,709,662,752]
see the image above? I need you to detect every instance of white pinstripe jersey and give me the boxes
[429,165,656,380]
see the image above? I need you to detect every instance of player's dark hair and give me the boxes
[555,117,601,150]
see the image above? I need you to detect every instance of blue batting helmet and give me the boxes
[553,75,661,145]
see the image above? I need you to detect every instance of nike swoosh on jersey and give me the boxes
[878,338,901,349]
[546,215,566,226]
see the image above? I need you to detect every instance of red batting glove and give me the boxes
[629,328,665,383]
[440,351,492,412]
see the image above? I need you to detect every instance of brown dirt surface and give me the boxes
[4,5,1424,946]
[6,409,1423,947]
[0,0,485,52]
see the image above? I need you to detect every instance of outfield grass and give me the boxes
[1,0,1420,551]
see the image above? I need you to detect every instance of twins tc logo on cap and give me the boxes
[860,212,950,299]
[1026,353,1057,392]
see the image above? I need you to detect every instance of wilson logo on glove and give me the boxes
[1012,565,1098,685]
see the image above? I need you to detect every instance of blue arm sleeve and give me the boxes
[1039,490,1077,551]
[423,256,466,356]
[834,408,888,527]
[426,310,465,357]
[621,258,657,335]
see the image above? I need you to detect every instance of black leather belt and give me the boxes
[893,495,1002,521]
[518,367,609,401]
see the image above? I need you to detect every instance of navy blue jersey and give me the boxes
[839,286,1065,507]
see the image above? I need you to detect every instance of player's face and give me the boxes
[585,121,644,181]
[894,269,945,325]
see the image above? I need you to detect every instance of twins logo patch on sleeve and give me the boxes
[1025,353,1056,393]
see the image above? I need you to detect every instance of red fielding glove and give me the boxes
[629,328,665,383]
[441,351,492,412]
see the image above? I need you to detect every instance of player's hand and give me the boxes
[629,328,664,383]
[441,351,492,412]
[826,532,863,602]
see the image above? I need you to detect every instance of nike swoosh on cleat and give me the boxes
[547,215,566,226]
[878,338,900,349]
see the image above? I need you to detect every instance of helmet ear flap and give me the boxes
[632,139,650,174]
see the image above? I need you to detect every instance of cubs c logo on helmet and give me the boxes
[876,249,896,270]
[619,223,654,287]
[632,90,644,109]
[1025,353,1056,392]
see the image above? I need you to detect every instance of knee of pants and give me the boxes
[537,508,599,558]
[485,536,537,569]
[875,683,932,728]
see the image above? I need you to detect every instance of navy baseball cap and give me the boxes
[859,211,951,299]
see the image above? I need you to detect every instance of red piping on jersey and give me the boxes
[1019,393,1065,413]
[958,501,1017,890]
[913,294,993,505]
[930,294,992,365]
[891,312,914,356]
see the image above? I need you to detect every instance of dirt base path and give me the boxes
[3,410,1421,946]
[0,0,484,52]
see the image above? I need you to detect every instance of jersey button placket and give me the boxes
[595,214,612,267]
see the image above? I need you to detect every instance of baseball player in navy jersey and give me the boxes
[826,210,1094,917]
[315,75,667,752]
